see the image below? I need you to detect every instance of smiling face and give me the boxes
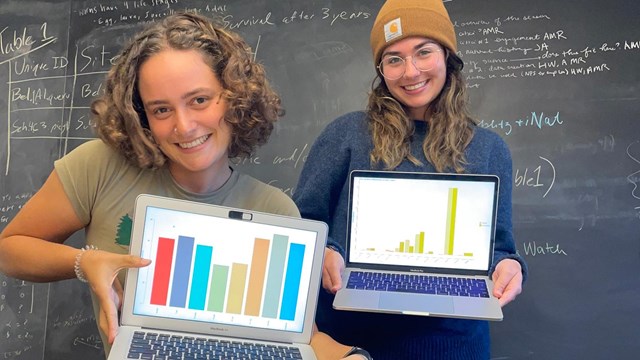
[138,49,232,192]
[380,36,447,120]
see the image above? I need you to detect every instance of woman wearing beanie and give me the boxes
[293,0,527,359]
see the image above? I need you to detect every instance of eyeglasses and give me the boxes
[377,44,442,80]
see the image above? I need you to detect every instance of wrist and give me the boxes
[74,245,98,282]
[344,346,373,360]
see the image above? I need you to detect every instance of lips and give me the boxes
[403,80,427,91]
[178,134,210,149]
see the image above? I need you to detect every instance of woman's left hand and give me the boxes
[491,258,523,307]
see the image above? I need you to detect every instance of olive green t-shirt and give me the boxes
[54,139,299,356]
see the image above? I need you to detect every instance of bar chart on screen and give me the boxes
[348,178,495,270]
[133,207,316,332]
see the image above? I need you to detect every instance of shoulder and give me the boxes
[56,139,125,168]
[471,126,511,155]
[323,111,369,134]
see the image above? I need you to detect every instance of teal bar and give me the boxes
[188,245,212,310]
[280,243,305,321]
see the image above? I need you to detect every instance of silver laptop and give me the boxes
[333,170,503,321]
[109,194,328,359]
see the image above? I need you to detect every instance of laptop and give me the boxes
[109,194,328,359]
[333,170,503,321]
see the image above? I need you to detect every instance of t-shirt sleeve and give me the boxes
[54,140,127,225]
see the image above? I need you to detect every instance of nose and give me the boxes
[403,56,421,78]
[173,108,197,136]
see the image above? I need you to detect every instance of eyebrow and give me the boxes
[143,87,216,107]
[382,40,439,57]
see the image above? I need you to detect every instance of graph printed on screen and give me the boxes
[133,206,317,333]
[349,177,495,270]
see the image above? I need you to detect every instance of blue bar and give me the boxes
[169,236,194,307]
[280,243,305,321]
[188,244,213,310]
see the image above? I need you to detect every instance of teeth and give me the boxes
[178,135,210,149]
[405,81,426,91]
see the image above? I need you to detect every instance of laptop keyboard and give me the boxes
[346,271,490,297]
[126,331,303,359]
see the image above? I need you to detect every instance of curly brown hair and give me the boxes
[367,50,476,173]
[92,12,284,169]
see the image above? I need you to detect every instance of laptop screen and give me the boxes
[348,171,498,272]
[131,205,320,334]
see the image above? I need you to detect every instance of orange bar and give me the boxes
[244,238,270,316]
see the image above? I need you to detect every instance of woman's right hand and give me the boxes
[322,247,345,294]
[80,249,151,344]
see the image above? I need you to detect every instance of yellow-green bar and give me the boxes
[409,246,414,253]
[399,242,404,252]
[226,263,248,314]
[464,252,473,257]
[419,232,425,253]
[445,188,458,255]
[404,240,410,253]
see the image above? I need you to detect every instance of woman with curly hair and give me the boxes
[0,12,367,360]
[293,0,527,359]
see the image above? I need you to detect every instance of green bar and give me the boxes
[445,188,458,255]
[207,265,229,312]
[226,263,248,314]
[419,232,425,253]
[262,234,289,318]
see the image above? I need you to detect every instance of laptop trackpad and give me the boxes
[379,293,454,314]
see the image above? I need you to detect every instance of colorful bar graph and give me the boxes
[245,238,270,316]
[226,263,248,314]
[150,237,175,305]
[207,264,229,312]
[262,234,289,318]
[280,243,305,321]
[445,188,458,255]
[169,236,194,308]
[148,231,308,323]
[188,245,213,310]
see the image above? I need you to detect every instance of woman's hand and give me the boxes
[322,247,345,294]
[491,258,523,307]
[80,250,151,344]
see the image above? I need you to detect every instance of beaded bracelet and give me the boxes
[74,245,98,283]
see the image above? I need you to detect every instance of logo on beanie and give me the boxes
[384,18,403,43]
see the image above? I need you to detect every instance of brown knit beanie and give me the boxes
[370,0,457,67]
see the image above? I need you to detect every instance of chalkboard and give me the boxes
[0,0,638,359]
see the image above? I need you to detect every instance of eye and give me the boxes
[191,96,209,108]
[383,56,404,67]
[416,47,434,58]
[151,107,172,119]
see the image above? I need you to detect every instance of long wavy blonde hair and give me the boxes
[367,50,475,173]
[92,12,283,169]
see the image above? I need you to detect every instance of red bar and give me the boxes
[150,237,175,305]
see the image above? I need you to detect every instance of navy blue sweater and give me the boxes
[294,111,527,360]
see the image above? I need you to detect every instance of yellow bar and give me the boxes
[445,188,458,255]
[399,242,404,252]
[226,263,248,314]
[419,232,425,253]
[244,238,270,316]
[409,246,414,253]
[464,252,473,257]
